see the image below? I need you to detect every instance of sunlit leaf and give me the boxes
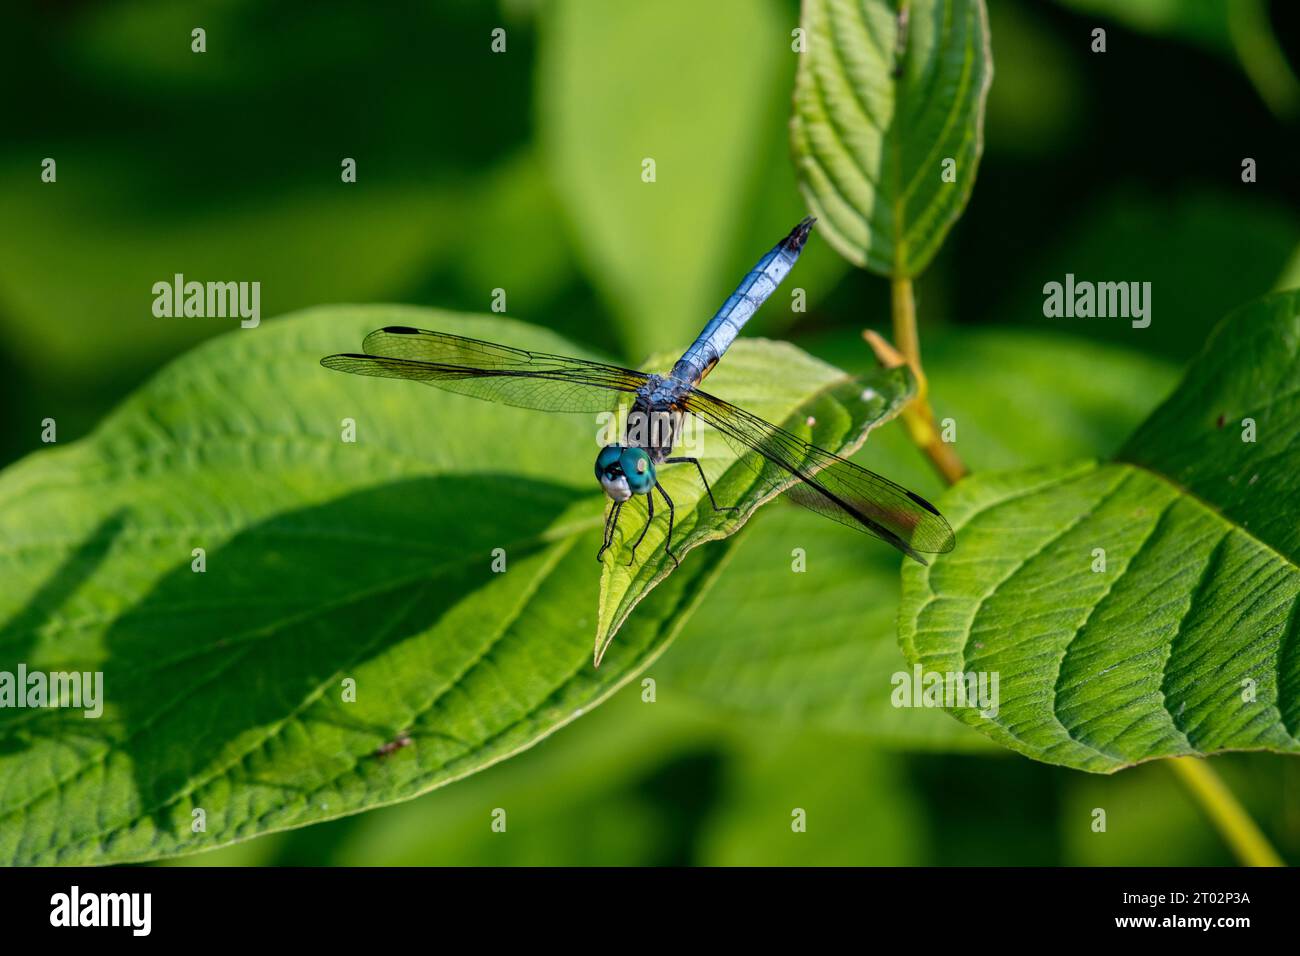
[791,0,992,276]
[0,308,727,864]
[899,291,1300,771]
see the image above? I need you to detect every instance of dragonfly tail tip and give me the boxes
[786,216,817,252]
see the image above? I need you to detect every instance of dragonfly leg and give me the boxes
[665,457,736,512]
[627,492,654,565]
[656,482,679,568]
[596,500,623,562]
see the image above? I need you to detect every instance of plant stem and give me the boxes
[1167,756,1285,867]
[882,276,966,486]
[890,276,921,367]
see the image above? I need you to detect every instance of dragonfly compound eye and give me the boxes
[595,445,622,478]
[595,445,632,502]
[619,448,656,495]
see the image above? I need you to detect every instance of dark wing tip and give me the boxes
[903,491,957,555]
[784,216,817,253]
[381,325,421,334]
[906,489,942,516]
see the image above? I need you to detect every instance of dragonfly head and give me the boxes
[595,445,655,501]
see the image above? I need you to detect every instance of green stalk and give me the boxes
[888,276,965,485]
[1167,756,1285,867]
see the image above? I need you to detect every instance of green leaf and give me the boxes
[537,0,797,359]
[595,342,913,664]
[658,328,1176,746]
[160,682,730,867]
[791,0,993,276]
[1120,292,1300,555]
[0,307,733,865]
[899,291,1300,772]
[321,687,723,867]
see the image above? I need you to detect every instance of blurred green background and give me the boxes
[4,0,1300,865]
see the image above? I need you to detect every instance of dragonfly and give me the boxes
[321,217,955,566]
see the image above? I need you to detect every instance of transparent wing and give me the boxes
[683,388,955,562]
[320,326,649,413]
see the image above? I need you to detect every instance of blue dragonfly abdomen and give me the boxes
[670,216,815,385]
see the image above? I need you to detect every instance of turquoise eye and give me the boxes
[619,448,656,494]
[595,445,622,479]
[594,445,654,500]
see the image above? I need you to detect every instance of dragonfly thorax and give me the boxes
[628,375,692,463]
[595,445,656,502]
